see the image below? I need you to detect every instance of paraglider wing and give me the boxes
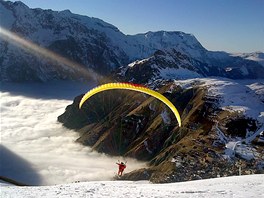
[79,83,181,127]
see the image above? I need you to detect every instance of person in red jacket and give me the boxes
[116,162,126,176]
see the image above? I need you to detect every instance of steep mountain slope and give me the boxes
[0,0,128,81]
[116,49,264,84]
[116,49,220,84]
[58,78,264,182]
[1,0,263,82]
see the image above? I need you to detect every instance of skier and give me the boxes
[116,161,126,176]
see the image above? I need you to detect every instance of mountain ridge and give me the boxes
[1,0,263,82]
[116,49,264,84]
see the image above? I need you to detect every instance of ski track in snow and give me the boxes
[1,174,264,198]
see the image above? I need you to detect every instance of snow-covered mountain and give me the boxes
[125,31,208,61]
[117,49,264,84]
[116,50,218,84]
[0,0,129,81]
[1,0,263,82]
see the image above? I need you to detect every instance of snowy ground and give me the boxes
[0,81,146,185]
[174,78,264,126]
[1,174,264,198]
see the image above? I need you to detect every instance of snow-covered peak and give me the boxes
[58,9,72,15]
[125,30,207,60]
[0,0,124,43]
[12,1,29,9]
[117,49,208,84]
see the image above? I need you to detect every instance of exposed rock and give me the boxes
[58,79,264,183]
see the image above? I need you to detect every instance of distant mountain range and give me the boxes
[0,0,263,82]
[116,49,264,84]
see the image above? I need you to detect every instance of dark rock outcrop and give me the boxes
[58,80,264,183]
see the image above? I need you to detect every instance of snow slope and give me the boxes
[174,78,264,125]
[1,174,264,198]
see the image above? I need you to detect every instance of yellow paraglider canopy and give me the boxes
[79,82,181,127]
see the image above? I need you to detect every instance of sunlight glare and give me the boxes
[0,26,100,81]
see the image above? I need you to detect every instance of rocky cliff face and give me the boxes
[1,1,264,82]
[58,78,264,182]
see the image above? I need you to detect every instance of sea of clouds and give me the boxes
[0,81,146,185]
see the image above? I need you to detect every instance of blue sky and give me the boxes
[9,0,264,53]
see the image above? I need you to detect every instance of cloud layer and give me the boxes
[0,82,146,185]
